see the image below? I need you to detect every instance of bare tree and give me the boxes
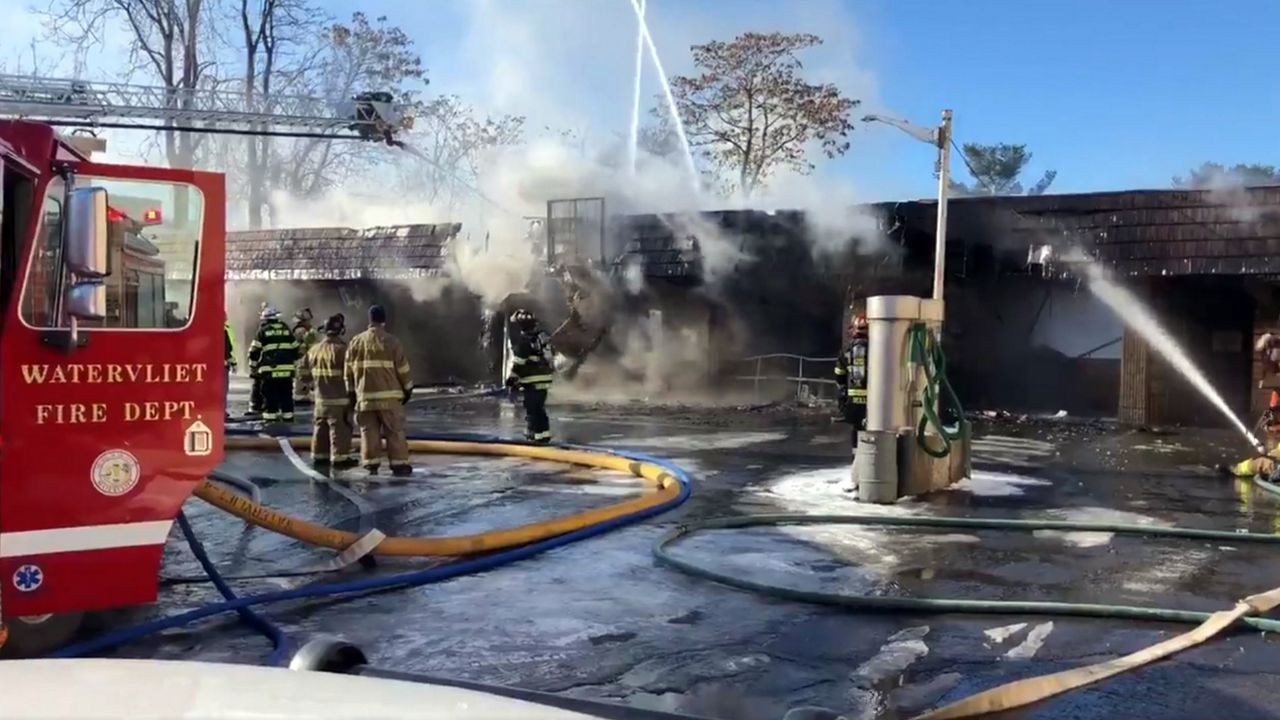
[661,31,858,196]
[46,0,220,169]
[270,12,427,206]
[235,0,318,227]
[393,95,524,210]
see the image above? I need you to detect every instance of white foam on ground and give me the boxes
[1004,621,1054,660]
[757,467,922,573]
[984,623,1027,645]
[851,626,930,688]
[762,466,924,516]
[953,471,1053,497]
[1041,506,1166,525]
[1032,506,1166,549]
[925,533,983,544]
[599,431,787,451]
[1033,530,1115,548]
[760,468,991,576]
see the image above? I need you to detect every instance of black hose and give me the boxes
[654,513,1280,633]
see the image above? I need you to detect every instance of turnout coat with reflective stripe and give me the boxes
[298,337,350,408]
[345,326,413,411]
[510,330,554,389]
[834,337,869,404]
[248,319,300,378]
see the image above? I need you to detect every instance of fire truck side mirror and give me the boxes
[66,186,109,278]
[65,282,106,322]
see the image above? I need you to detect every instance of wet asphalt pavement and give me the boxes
[91,380,1280,719]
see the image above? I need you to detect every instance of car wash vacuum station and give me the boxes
[855,295,970,503]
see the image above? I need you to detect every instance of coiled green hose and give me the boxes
[908,321,970,462]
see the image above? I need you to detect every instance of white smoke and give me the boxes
[236,0,884,399]
[1196,171,1272,225]
[444,0,887,272]
[621,254,645,295]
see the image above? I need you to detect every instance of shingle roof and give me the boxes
[894,186,1280,276]
[225,223,458,280]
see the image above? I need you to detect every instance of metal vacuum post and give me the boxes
[856,295,960,503]
[856,295,921,503]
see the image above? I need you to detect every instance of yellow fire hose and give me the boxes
[199,435,681,557]
[915,585,1280,719]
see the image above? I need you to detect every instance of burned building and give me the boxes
[225,223,488,386]
[867,186,1280,427]
[228,184,1280,427]
[602,185,1280,425]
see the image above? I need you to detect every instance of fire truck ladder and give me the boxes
[0,73,514,213]
[0,73,408,141]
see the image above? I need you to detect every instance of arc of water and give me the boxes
[627,0,646,177]
[626,0,700,187]
[1082,257,1263,454]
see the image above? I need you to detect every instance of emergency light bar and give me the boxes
[106,206,163,225]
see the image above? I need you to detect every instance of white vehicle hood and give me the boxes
[0,658,602,719]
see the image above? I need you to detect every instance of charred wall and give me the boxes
[227,279,486,386]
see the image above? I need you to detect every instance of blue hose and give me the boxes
[50,433,692,661]
[175,512,291,665]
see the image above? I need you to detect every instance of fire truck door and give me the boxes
[0,159,225,623]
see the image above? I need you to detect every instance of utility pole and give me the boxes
[932,109,953,302]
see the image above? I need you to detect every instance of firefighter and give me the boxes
[297,314,356,469]
[293,308,319,404]
[1256,332,1280,435]
[246,303,269,417]
[507,308,554,444]
[1227,448,1280,479]
[224,317,238,421]
[247,305,300,425]
[834,315,870,451]
[345,304,413,476]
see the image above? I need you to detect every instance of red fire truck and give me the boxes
[0,74,407,654]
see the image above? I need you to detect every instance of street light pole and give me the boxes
[932,109,952,302]
[862,109,954,302]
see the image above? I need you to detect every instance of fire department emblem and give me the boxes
[91,449,140,497]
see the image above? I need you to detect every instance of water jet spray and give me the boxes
[1058,246,1265,455]
[626,0,646,177]
[626,0,699,187]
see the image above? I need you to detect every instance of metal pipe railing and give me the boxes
[733,353,839,403]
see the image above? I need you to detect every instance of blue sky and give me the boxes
[317,0,1280,201]
[6,0,1277,203]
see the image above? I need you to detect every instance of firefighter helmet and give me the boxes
[510,308,537,330]
[260,305,280,320]
[323,314,345,337]
[852,314,869,333]
[294,307,313,324]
